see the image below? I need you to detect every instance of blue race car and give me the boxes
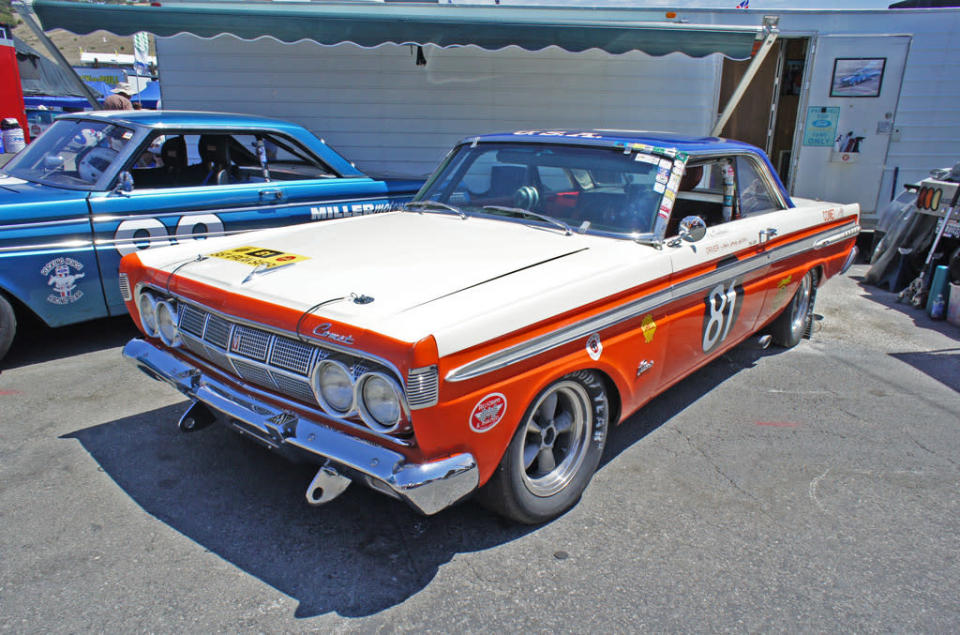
[0,111,423,360]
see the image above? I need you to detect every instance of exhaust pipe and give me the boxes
[306,463,352,505]
[756,334,772,349]
[178,401,216,433]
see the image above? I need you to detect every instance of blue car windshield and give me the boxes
[3,119,135,190]
[416,142,671,236]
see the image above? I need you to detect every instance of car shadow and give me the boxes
[0,315,139,371]
[63,403,533,618]
[63,342,773,618]
[600,342,773,468]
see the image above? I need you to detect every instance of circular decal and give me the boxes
[586,333,603,361]
[470,393,507,433]
[41,257,86,305]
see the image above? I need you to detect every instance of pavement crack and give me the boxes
[673,427,774,521]
[906,431,959,468]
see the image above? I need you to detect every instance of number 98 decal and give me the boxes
[113,214,225,256]
[702,278,744,353]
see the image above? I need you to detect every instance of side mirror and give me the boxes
[678,215,707,243]
[114,170,134,194]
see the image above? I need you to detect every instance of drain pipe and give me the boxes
[711,15,780,138]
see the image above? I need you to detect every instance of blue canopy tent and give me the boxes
[130,81,161,109]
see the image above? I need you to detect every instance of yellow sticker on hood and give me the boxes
[207,246,309,268]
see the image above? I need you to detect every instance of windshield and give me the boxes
[416,142,676,236]
[3,119,136,190]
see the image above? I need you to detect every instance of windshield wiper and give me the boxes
[482,205,572,236]
[404,200,468,219]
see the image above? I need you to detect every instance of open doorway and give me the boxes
[719,37,809,189]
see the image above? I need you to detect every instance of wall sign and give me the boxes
[802,106,840,147]
[830,58,886,98]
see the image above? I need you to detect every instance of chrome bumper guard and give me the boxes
[123,338,478,515]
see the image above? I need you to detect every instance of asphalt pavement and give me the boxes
[1,264,958,632]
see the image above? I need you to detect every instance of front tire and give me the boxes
[0,293,16,362]
[770,270,816,348]
[478,370,609,524]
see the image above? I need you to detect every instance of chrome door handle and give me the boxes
[259,189,283,201]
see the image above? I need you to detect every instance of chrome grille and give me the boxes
[170,301,406,411]
[118,273,132,302]
[270,336,315,375]
[205,315,231,349]
[272,372,316,403]
[232,359,277,389]
[231,326,271,361]
[179,305,206,338]
[407,366,439,409]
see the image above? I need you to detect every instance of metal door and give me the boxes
[791,35,910,225]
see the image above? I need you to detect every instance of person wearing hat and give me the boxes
[104,82,133,110]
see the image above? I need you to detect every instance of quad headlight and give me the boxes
[357,372,404,432]
[138,291,159,338]
[155,300,181,347]
[313,360,354,415]
[311,360,407,434]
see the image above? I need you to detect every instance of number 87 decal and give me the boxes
[702,278,744,353]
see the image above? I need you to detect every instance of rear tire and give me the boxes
[770,270,816,348]
[0,293,17,362]
[478,370,609,524]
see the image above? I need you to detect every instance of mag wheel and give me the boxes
[478,370,609,524]
[771,270,816,348]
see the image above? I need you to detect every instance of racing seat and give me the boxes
[159,136,188,185]
[198,134,237,185]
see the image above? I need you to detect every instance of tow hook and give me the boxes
[178,400,216,433]
[306,462,352,505]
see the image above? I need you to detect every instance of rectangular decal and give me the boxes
[207,246,310,268]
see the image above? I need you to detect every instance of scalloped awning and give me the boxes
[33,0,762,60]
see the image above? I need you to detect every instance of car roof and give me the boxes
[467,129,763,156]
[58,110,309,135]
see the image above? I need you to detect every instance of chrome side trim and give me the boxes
[123,338,477,515]
[0,216,92,230]
[813,224,860,249]
[447,221,858,382]
[0,239,93,254]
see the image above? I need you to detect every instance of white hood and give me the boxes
[138,212,666,355]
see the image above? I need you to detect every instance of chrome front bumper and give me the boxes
[123,338,478,515]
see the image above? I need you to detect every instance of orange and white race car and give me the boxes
[120,130,859,523]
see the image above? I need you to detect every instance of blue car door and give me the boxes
[88,131,400,315]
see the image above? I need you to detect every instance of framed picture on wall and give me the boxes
[830,58,886,98]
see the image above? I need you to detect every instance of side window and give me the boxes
[261,133,335,180]
[669,159,732,232]
[735,156,783,216]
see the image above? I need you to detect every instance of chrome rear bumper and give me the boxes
[123,338,478,515]
[840,245,859,274]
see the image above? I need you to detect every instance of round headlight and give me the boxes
[358,372,404,432]
[156,300,181,347]
[313,360,354,415]
[138,292,158,337]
